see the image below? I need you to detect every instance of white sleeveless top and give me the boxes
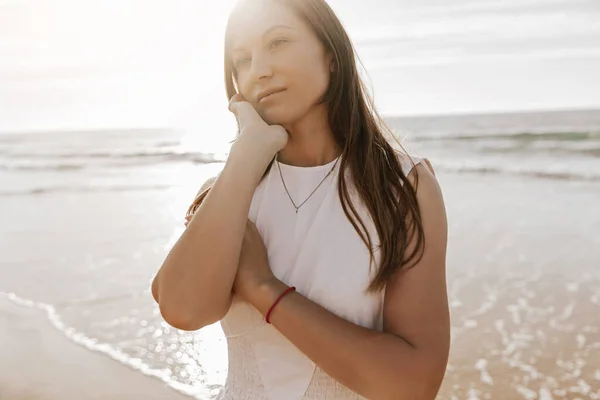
[216,153,426,400]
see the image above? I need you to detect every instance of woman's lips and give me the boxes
[259,89,286,104]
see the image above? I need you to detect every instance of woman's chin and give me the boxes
[259,107,292,126]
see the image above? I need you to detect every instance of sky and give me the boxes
[1,0,599,145]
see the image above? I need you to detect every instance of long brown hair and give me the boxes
[188,0,425,293]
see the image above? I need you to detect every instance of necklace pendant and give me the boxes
[277,155,340,216]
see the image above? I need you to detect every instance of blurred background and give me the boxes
[1,0,599,399]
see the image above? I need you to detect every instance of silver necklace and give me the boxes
[276,155,340,214]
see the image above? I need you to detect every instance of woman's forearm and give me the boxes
[155,156,265,330]
[247,278,446,400]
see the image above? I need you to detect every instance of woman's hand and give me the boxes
[228,93,289,167]
[232,219,276,301]
[184,215,274,299]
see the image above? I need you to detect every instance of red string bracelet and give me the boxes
[265,286,296,324]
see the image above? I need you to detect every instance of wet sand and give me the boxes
[0,299,191,400]
[438,274,600,399]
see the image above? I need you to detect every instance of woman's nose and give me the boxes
[249,54,274,81]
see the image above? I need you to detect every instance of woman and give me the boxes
[152,0,450,398]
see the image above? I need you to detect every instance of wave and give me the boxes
[386,109,600,142]
[4,149,221,160]
[433,164,600,181]
[4,131,598,174]
[0,152,225,171]
[1,149,223,160]
[1,165,597,198]
[411,130,600,142]
[0,184,177,196]
[0,163,87,171]
[0,291,198,398]
[409,131,600,158]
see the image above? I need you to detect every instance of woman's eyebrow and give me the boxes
[261,24,295,37]
[231,25,295,52]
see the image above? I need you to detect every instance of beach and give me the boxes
[0,110,599,399]
[0,299,190,400]
[2,0,600,396]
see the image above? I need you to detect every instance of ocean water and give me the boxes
[1,109,600,399]
[391,109,600,181]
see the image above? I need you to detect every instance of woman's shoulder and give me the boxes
[395,150,435,178]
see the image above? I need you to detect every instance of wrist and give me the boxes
[222,154,270,187]
[225,151,274,183]
[247,277,289,316]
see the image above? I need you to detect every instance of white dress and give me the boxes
[216,153,427,400]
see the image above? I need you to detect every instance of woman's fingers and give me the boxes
[228,93,264,128]
[228,93,243,112]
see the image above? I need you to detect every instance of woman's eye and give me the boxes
[270,39,287,49]
[235,57,250,68]
[234,40,286,68]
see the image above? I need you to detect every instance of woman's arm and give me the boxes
[151,176,215,302]
[153,93,288,332]
[246,163,450,400]
[153,155,267,331]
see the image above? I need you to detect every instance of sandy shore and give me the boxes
[0,299,192,400]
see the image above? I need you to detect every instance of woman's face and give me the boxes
[227,0,333,125]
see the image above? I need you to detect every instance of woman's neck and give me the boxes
[278,106,340,167]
